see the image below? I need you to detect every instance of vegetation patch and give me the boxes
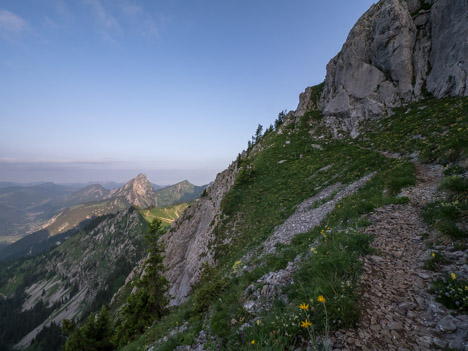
[431,273,468,314]
[140,203,189,229]
[113,97,465,350]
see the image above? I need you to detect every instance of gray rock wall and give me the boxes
[162,161,238,305]
[296,0,468,137]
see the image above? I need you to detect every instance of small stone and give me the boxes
[388,322,403,330]
[398,302,416,311]
[437,316,457,333]
[417,272,430,279]
[369,255,385,264]
[432,338,447,348]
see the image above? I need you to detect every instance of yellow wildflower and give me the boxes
[232,260,242,273]
[310,247,318,254]
[431,252,436,258]
[451,272,456,280]
[327,226,330,231]
[251,340,255,345]
[299,303,309,311]
[301,319,312,328]
[256,319,261,326]
[317,295,326,303]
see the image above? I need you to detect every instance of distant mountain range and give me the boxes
[0,207,149,349]
[0,176,204,241]
[0,174,208,262]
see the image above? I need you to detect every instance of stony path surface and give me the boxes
[263,172,375,255]
[332,164,468,350]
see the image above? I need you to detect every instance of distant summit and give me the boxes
[105,174,158,208]
[66,184,110,206]
[154,180,208,207]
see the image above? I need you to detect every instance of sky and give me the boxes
[0,0,375,185]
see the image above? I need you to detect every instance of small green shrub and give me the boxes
[444,165,465,176]
[440,176,468,194]
[423,201,467,239]
[192,263,228,314]
[431,274,468,313]
[424,251,447,271]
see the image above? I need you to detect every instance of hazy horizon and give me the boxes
[0,159,218,186]
[1,0,375,185]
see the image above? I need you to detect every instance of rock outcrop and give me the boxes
[295,0,468,137]
[162,162,238,305]
[105,173,157,208]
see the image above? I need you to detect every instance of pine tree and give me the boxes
[114,218,169,346]
[62,306,114,351]
[254,124,263,143]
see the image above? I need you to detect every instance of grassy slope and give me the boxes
[45,197,128,235]
[119,96,466,350]
[139,203,189,228]
[154,182,207,207]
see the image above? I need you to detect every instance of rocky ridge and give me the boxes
[295,0,468,137]
[162,161,239,305]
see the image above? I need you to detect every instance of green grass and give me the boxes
[356,97,468,164]
[423,173,467,240]
[139,203,189,229]
[121,97,466,350]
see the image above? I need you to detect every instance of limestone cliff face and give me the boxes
[295,0,468,137]
[162,162,238,305]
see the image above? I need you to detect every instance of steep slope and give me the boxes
[312,0,468,137]
[154,180,209,207]
[105,174,158,208]
[42,197,129,236]
[118,0,467,349]
[162,166,238,304]
[0,207,148,350]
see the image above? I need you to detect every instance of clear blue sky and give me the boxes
[0,0,375,185]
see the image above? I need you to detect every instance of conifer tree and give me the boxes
[114,218,169,346]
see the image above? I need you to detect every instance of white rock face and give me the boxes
[295,0,468,137]
[162,162,238,305]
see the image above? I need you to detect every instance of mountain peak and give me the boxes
[105,174,157,209]
[134,173,148,181]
